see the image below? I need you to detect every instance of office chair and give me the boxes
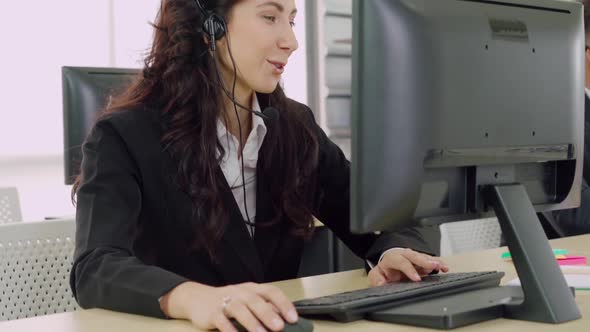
[439,218,502,256]
[0,187,23,224]
[0,218,79,321]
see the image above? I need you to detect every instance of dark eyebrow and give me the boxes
[257,1,298,15]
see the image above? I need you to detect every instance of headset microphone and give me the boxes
[261,106,279,123]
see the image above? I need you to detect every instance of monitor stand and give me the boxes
[369,184,581,328]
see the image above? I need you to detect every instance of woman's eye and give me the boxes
[289,21,296,27]
[263,15,276,23]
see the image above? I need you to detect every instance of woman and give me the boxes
[70,0,448,331]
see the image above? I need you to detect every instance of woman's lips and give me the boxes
[268,60,286,74]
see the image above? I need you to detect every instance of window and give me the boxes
[0,0,306,221]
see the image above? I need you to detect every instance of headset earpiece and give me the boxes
[195,0,226,51]
[203,13,226,42]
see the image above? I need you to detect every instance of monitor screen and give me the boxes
[351,0,585,233]
[62,66,139,185]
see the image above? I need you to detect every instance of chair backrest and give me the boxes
[0,219,78,321]
[0,187,22,224]
[439,217,502,256]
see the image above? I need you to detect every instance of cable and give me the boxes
[209,20,256,235]
[226,23,255,232]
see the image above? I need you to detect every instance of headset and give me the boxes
[193,0,279,234]
[194,0,226,51]
[194,0,276,120]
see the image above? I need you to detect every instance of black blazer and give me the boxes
[70,97,434,318]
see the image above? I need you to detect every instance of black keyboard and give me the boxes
[294,271,504,322]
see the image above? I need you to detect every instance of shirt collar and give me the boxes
[251,94,267,143]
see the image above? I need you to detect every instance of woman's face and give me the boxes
[216,0,299,94]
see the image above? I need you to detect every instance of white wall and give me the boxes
[0,156,72,221]
[0,0,307,221]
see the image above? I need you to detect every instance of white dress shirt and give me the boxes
[217,94,267,236]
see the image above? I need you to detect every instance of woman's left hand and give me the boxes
[368,248,450,286]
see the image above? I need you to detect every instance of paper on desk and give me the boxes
[560,265,590,274]
[507,266,590,290]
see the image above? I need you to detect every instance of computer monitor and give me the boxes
[62,66,139,185]
[351,0,583,324]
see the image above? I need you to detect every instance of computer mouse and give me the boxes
[230,317,314,332]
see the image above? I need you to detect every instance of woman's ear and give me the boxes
[216,36,227,49]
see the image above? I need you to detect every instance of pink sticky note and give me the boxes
[556,255,588,266]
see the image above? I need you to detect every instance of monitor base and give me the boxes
[368,285,575,329]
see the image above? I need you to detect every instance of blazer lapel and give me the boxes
[253,158,282,274]
[216,168,265,282]
[250,96,283,276]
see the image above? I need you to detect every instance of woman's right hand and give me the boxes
[160,281,299,332]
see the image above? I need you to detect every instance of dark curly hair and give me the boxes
[72,0,319,261]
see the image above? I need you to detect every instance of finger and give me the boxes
[384,253,422,281]
[211,312,238,332]
[429,257,450,272]
[380,251,422,281]
[416,260,450,275]
[249,284,298,324]
[377,263,404,283]
[368,265,388,286]
[246,295,285,332]
[416,266,437,276]
[225,298,267,332]
[400,250,440,272]
[420,256,449,272]
[415,261,438,275]
[426,256,445,264]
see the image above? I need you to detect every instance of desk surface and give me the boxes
[2,235,589,332]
